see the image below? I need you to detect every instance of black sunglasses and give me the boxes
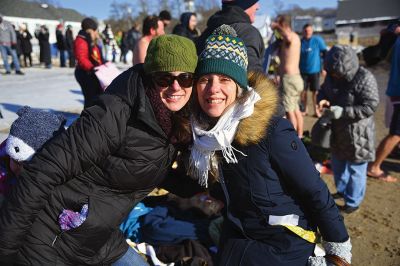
[152,72,194,88]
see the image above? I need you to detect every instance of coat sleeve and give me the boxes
[269,118,349,242]
[342,71,379,120]
[74,37,95,72]
[235,24,265,72]
[0,94,131,261]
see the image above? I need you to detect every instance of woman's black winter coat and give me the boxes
[0,65,178,265]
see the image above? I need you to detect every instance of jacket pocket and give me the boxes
[55,195,113,259]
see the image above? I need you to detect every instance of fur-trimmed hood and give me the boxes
[235,72,279,146]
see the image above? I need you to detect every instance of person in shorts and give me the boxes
[300,24,327,117]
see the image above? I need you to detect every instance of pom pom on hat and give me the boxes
[196,24,248,89]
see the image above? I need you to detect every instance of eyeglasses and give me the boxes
[152,73,194,88]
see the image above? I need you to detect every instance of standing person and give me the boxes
[300,24,327,117]
[35,25,52,69]
[0,34,198,266]
[172,12,200,42]
[19,24,33,67]
[56,24,67,67]
[74,18,104,108]
[13,25,23,68]
[189,25,351,266]
[125,22,141,60]
[0,14,24,75]
[159,10,172,30]
[115,30,127,63]
[196,0,265,72]
[65,24,75,67]
[318,45,379,213]
[367,23,400,183]
[132,15,164,66]
[271,15,304,138]
[101,24,114,61]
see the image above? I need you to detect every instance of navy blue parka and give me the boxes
[215,73,349,265]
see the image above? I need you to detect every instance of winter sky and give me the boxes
[56,0,337,20]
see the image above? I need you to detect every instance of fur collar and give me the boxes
[235,72,279,146]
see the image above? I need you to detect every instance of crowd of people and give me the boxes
[0,0,399,265]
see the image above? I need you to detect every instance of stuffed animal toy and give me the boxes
[5,106,66,162]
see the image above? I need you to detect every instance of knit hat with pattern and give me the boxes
[144,34,198,74]
[195,24,248,89]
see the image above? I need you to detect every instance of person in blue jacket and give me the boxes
[188,25,351,265]
[300,24,327,117]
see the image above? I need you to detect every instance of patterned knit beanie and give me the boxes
[196,24,248,89]
[144,34,198,74]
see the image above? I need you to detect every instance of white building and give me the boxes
[0,0,85,60]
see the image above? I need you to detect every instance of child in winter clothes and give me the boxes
[318,45,379,214]
[0,106,66,207]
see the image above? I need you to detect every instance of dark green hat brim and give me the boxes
[195,58,248,89]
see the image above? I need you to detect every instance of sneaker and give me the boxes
[16,70,24,75]
[339,205,359,214]
[332,192,344,199]
[5,71,11,75]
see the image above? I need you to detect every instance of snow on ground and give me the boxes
[0,63,130,142]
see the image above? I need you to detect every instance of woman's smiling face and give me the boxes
[196,74,237,118]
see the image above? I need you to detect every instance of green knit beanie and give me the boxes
[144,34,198,74]
[196,24,248,89]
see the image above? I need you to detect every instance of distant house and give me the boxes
[0,0,85,55]
[292,16,336,33]
[335,0,400,45]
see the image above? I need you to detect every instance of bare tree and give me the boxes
[273,0,285,15]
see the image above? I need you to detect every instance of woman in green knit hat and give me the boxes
[188,25,352,265]
[0,35,197,266]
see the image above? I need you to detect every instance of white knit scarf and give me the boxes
[188,88,261,187]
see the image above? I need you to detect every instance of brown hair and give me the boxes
[276,14,291,29]
[142,15,160,35]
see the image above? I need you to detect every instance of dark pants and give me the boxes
[59,49,66,67]
[67,49,75,67]
[74,67,103,108]
[23,53,32,67]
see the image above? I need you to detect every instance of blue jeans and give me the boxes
[331,154,368,207]
[0,45,21,72]
[112,247,149,266]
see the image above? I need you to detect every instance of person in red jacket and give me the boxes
[74,17,104,108]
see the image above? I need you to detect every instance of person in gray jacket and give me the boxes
[318,45,379,214]
[0,14,23,75]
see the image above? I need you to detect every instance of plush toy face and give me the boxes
[6,135,36,162]
[5,106,66,162]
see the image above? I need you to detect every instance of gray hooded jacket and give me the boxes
[318,45,379,162]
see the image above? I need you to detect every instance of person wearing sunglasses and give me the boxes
[0,35,197,266]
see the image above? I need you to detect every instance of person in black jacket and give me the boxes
[65,25,75,67]
[56,24,67,67]
[0,34,198,265]
[172,12,200,42]
[196,0,265,72]
[189,25,352,266]
[18,24,33,67]
[35,25,51,68]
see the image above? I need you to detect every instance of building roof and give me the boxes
[336,0,400,25]
[0,0,85,22]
